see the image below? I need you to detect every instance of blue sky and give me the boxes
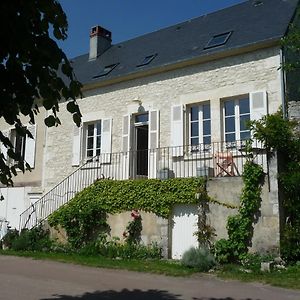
[59,0,246,59]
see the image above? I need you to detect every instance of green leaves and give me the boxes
[0,0,82,185]
[49,178,209,248]
[215,162,264,263]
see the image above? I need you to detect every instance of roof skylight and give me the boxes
[204,32,232,49]
[137,54,157,67]
[93,63,119,78]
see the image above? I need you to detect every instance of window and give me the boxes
[10,129,26,161]
[137,54,157,67]
[223,97,250,143]
[85,121,101,158]
[93,63,119,78]
[204,32,232,49]
[189,103,211,148]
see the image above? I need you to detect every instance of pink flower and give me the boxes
[131,209,140,219]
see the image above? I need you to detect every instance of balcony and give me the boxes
[19,140,267,230]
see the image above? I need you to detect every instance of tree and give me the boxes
[0,0,82,186]
[282,6,300,103]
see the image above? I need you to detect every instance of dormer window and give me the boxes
[204,32,232,49]
[137,54,157,67]
[93,63,119,78]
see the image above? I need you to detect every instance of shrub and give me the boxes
[2,229,19,249]
[9,225,53,251]
[181,246,215,272]
[77,235,162,259]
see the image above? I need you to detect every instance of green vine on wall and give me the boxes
[48,177,209,248]
[250,112,300,262]
[215,161,264,263]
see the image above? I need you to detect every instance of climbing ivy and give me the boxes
[215,161,264,263]
[48,177,209,248]
[250,112,300,262]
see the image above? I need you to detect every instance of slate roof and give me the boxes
[71,0,299,86]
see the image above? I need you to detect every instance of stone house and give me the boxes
[0,0,299,258]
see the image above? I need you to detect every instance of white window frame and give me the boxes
[223,96,251,145]
[188,102,211,152]
[83,120,102,159]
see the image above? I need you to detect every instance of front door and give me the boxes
[134,113,149,178]
[135,125,148,177]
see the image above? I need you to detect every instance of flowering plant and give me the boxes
[123,209,142,245]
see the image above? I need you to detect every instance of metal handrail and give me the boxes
[18,140,267,230]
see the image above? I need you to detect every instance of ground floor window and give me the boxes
[223,97,250,143]
[85,121,101,158]
[189,103,211,146]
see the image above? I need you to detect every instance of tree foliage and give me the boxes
[0,0,82,185]
[282,6,300,102]
[251,113,300,262]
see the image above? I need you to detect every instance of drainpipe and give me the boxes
[279,48,287,119]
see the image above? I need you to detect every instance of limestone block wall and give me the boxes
[44,46,283,191]
[207,156,280,253]
[108,211,169,258]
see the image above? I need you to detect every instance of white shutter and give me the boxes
[122,115,131,179]
[250,91,268,121]
[72,124,82,166]
[25,125,37,168]
[171,105,184,156]
[0,130,10,160]
[148,110,159,178]
[100,118,112,163]
[250,91,268,149]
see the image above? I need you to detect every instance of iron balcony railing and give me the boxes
[19,140,267,230]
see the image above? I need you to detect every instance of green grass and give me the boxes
[0,250,196,277]
[216,264,300,290]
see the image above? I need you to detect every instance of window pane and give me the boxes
[224,100,235,116]
[96,149,101,156]
[87,124,94,136]
[87,137,94,149]
[225,133,236,142]
[225,116,235,132]
[203,136,211,145]
[135,113,149,123]
[203,104,211,119]
[191,137,199,145]
[190,106,199,121]
[240,131,251,140]
[87,150,93,157]
[191,122,199,137]
[203,120,211,135]
[96,136,101,148]
[239,98,250,114]
[96,122,101,135]
[240,115,250,131]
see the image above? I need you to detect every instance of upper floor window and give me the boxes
[189,103,211,146]
[85,121,101,158]
[223,97,250,143]
[10,129,26,161]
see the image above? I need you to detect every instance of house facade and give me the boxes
[1,0,299,257]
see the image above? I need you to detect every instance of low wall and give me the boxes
[207,174,280,253]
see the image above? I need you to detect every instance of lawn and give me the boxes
[216,263,300,290]
[1,250,299,290]
[0,250,196,277]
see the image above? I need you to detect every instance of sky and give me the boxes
[58,0,246,59]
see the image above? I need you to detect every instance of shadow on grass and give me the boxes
[41,289,261,300]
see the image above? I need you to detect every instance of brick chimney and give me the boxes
[89,26,112,60]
